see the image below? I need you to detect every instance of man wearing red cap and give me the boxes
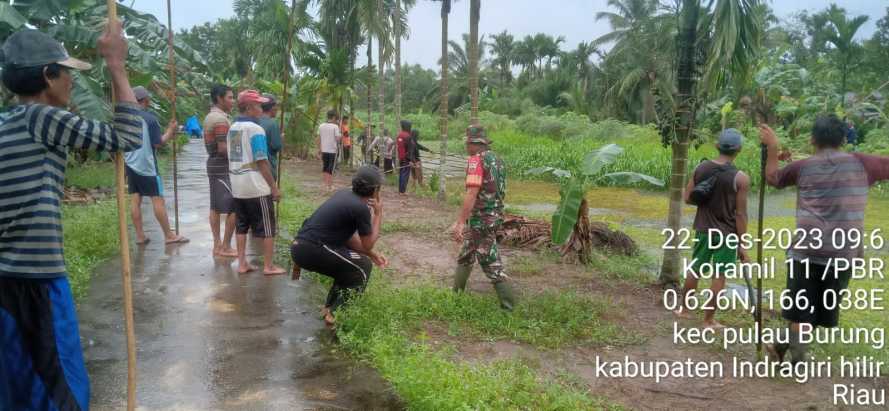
[227,90,285,275]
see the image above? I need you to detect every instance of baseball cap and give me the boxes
[133,86,151,101]
[353,165,383,189]
[237,89,269,105]
[717,128,743,152]
[1,29,92,70]
[465,125,491,144]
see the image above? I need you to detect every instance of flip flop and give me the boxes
[165,236,190,244]
[263,267,286,276]
[135,238,151,245]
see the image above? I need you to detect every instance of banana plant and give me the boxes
[527,143,664,245]
[0,0,209,124]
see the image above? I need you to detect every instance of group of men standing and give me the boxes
[676,117,889,364]
[200,86,285,275]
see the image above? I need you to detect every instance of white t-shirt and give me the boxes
[227,118,271,199]
[318,122,341,154]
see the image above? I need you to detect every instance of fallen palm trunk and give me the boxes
[499,204,637,261]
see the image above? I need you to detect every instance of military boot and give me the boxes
[453,265,472,292]
[494,281,516,311]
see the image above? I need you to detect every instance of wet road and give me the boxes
[79,140,400,410]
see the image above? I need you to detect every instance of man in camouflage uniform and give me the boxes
[449,125,516,310]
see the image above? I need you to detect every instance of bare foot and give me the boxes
[323,311,336,327]
[263,265,286,276]
[215,247,238,257]
[237,264,258,274]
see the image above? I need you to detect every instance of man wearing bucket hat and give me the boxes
[125,86,188,245]
[449,125,516,310]
[673,128,751,329]
[0,25,143,410]
[228,90,285,276]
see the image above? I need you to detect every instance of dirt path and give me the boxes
[288,158,886,411]
[78,142,401,410]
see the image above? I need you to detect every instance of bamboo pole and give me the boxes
[756,143,767,359]
[106,1,137,409]
[166,0,179,234]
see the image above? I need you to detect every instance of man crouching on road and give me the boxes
[449,126,516,310]
[290,166,388,326]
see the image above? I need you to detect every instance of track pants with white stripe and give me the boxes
[290,240,372,311]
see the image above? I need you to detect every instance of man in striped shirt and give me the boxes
[0,25,143,410]
[761,115,889,364]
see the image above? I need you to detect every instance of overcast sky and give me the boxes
[134,0,884,70]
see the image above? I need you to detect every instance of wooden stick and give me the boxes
[756,143,766,359]
[166,0,179,234]
[106,2,137,409]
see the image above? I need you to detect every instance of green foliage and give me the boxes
[63,202,119,301]
[334,280,635,408]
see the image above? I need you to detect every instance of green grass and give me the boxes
[63,201,120,301]
[275,181,637,409]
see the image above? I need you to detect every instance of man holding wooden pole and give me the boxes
[0,25,142,410]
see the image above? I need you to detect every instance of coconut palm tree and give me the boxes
[489,30,515,85]
[435,0,453,201]
[394,0,417,126]
[468,0,480,125]
[658,0,762,285]
[594,0,672,124]
[806,4,869,104]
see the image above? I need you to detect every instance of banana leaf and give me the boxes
[582,143,623,176]
[551,178,585,245]
[601,171,664,187]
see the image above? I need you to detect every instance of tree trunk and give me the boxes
[468,0,480,125]
[659,0,699,286]
[377,0,385,164]
[366,37,373,163]
[438,1,450,201]
[395,0,402,127]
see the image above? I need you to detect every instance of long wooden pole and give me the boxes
[106,1,137,410]
[166,0,179,234]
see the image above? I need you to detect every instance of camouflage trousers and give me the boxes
[457,224,507,283]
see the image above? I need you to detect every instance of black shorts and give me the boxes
[208,175,234,214]
[126,166,162,197]
[384,159,393,173]
[782,259,851,327]
[343,146,351,160]
[233,196,276,238]
[322,152,336,174]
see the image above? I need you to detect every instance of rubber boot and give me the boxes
[494,281,516,311]
[453,265,472,292]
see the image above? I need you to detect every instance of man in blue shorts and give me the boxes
[124,86,188,245]
[0,25,143,410]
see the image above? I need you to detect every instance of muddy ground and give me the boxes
[286,157,887,411]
